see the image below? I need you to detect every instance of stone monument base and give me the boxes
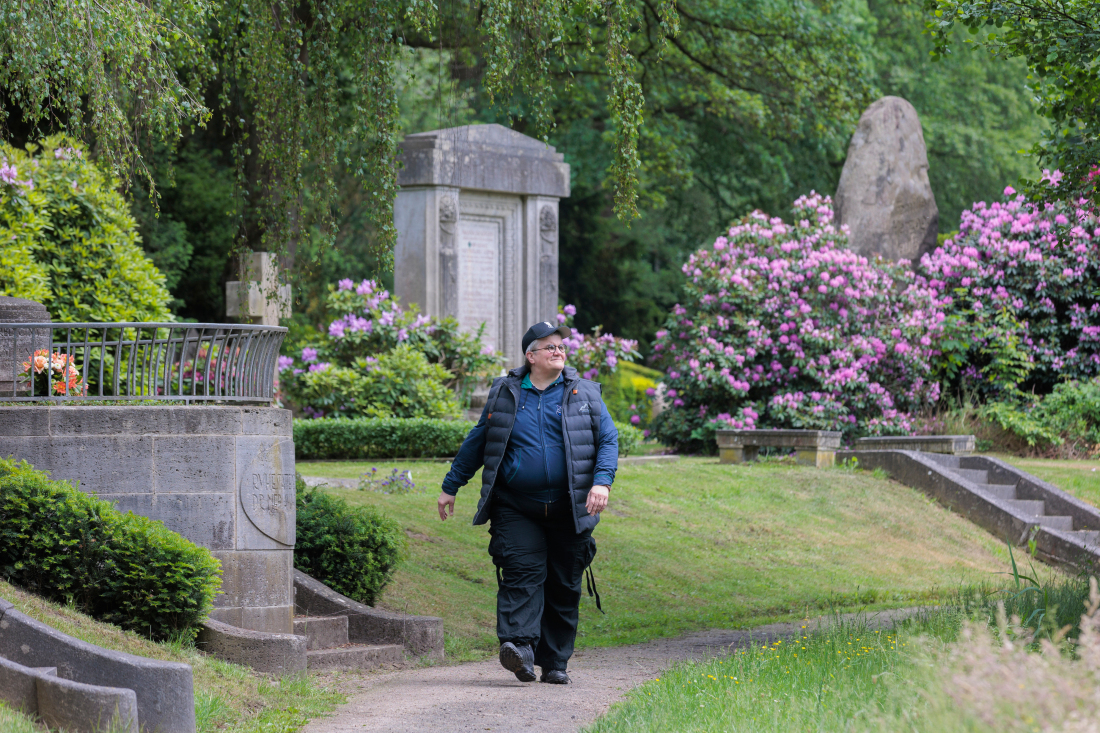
[0,406,295,634]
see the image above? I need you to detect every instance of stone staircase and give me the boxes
[839,449,1100,570]
[292,615,404,671]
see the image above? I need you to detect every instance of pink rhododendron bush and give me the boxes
[556,303,642,381]
[651,193,946,452]
[916,186,1100,395]
[279,279,501,418]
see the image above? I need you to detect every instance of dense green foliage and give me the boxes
[0,0,211,189]
[0,137,173,322]
[290,345,463,420]
[293,418,475,459]
[982,379,1100,457]
[613,420,643,458]
[0,458,220,641]
[925,0,1099,205]
[294,477,405,606]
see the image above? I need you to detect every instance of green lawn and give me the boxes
[297,457,1016,659]
[993,454,1100,507]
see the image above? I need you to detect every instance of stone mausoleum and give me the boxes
[394,124,570,360]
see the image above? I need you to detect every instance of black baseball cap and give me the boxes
[522,320,572,354]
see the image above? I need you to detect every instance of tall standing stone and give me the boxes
[835,96,939,263]
[394,124,569,359]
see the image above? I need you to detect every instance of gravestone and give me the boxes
[225,251,291,326]
[394,124,570,359]
[834,96,939,263]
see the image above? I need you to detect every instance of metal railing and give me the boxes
[0,323,286,404]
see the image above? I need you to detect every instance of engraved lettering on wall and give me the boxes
[240,439,296,546]
[457,218,502,351]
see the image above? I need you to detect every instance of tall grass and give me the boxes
[586,612,963,732]
[588,561,1099,733]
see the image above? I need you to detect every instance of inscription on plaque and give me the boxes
[458,219,501,350]
[240,438,296,546]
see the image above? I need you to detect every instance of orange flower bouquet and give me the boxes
[21,349,86,396]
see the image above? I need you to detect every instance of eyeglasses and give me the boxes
[531,344,568,354]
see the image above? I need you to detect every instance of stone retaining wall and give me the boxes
[0,598,193,732]
[0,405,295,633]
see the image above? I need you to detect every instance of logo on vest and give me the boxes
[578,402,591,414]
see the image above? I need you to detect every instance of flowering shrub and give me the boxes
[651,193,945,451]
[289,344,461,419]
[0,136,172,322]
[554,305,658,427]
[557,304,641,381]
[280,278,501,417]
[916,185,1100,394]
[20,349,85,396]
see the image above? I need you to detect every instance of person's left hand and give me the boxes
[586,485,610,515]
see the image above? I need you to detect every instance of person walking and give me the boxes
[437,320,618,684]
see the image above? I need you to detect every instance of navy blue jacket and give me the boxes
[441,364,618,533]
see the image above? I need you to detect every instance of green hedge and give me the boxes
[294,416,644,459]
[0,458,221,641]
[294,477,405,605]
[294,417,474,459]
[613,420,643,457]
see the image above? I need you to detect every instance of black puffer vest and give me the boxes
[472,364,605,534]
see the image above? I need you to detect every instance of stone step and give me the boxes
[293,615,349,650]
[1005,499,1046,517]
[925,453,962,469]
[972,483,1016,501]
[1037,515,1075,531]
[306,644,404,671]
[949,467,989,484]
[1071,530,1100,546]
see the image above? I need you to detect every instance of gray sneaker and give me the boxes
[499,642,536,682]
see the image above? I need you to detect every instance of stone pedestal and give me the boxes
[0,296,51,397]
[394,124,570,360]
[0,406,296,633]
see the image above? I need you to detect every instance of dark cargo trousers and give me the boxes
[488,489,596,671]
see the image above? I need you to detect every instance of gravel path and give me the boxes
[302,607,924,733]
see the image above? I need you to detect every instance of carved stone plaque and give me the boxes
[457,219,501,351]
[238,437,296,547]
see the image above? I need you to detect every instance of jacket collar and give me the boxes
[507,364,580,384]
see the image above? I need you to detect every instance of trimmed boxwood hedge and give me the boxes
[293,417,473,460]
[294,416,644,460]
[0,458,221,641]
[294,476,405,605]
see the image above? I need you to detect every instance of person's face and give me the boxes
[526,333,566,371]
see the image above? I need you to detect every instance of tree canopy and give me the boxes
[925,0,1099,202]
[0,0,674,266]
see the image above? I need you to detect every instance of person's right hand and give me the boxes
[437,492,456,521]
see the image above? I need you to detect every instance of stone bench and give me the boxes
[715,429,842,468]
[854,435,975,455]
